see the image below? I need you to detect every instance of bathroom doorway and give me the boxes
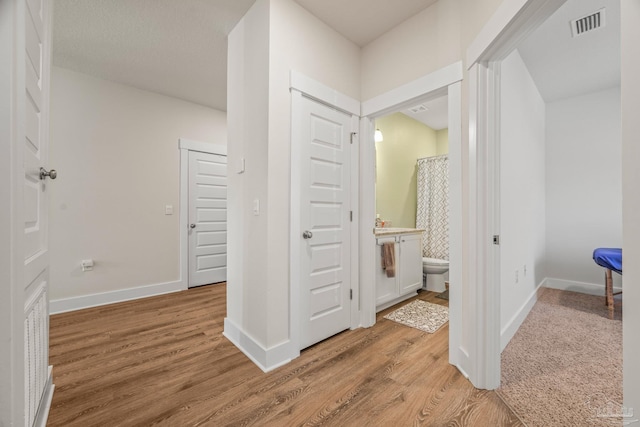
[374,97,450,295]
[359,62,465,372]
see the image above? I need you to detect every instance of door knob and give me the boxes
[190,224,196,229]
[303,230,313,239]
[39,167,57,180]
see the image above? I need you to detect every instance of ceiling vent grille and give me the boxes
[571,8,606,37]
[408,104,428,114]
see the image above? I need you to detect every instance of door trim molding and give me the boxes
[290,70,360,116]
[466,0,568,389]
[361,61,463,118]
[359,61,464,370]
[178,138,227,290]
[289,72,360,359]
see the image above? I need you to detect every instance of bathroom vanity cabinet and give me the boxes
[374,229,424,312]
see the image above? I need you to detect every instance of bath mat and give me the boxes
[384,300,449,333]
[436,289,449,300]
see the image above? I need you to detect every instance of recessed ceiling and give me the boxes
[517,0,620,103]
[53,0,257,111]
[294,0,438,46]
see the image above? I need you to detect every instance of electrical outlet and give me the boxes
[515,270,519,283]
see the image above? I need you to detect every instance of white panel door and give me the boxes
[188,151,227,287]
[299,96,353,350]
[23,0,53,424]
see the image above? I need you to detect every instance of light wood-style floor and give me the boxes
[48,284,523,426]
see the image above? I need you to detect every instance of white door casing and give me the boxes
[360,62,464,374]
[24,0,55,424]
[188,150,228,287]
[467,0,569,389]
[297,95,355,350]
[289,72,360,359]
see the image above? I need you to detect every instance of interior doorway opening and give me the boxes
[359,61,464,373]
[373,95,450,305]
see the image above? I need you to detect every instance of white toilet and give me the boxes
[422,257,449,292]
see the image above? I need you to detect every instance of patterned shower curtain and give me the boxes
[416,155,449,260]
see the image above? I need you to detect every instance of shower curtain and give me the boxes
[416,155,449,260]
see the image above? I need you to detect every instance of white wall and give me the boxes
[226,0,360,366]
[226,0,271,349]
[622,0,640,413]
[545,87,622,291]
[267,0,360,346]
[360,0,505,100]
[361,0,461,100]
[499,49,546,350]
[49,67,226,305]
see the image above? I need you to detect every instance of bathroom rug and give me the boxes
[384,299,448,333]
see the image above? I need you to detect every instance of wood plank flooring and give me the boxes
[48,284,523,426]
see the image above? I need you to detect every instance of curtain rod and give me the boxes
[417,154,448,161]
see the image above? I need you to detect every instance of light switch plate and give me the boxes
[165,205,173,215]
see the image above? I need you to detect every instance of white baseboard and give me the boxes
[223,317,293,373]
[543,277,622,296]
[500,281,545,352]
[50,279,186,314]
[455,347,471,380]
[34,366,54,427]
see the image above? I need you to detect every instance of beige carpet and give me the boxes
[498,288,623,427]
[383,300,448,333]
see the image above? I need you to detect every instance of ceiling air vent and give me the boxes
[571,8,606,37]
[408,104,428,114]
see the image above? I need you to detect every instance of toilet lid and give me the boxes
[422,257,449,266]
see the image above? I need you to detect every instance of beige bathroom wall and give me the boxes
[375,113,438,228]
[436,128,449,155]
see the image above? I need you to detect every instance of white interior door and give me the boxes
[188,150,227,287]
[298,96,353,350]
[24,0,54,424]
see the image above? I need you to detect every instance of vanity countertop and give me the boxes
[374,227,425,237]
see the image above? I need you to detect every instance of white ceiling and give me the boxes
[517,0,620,102]
[402,96,449,131]
[405,0,620,131]
[293,0,438,46]
[52,0,437,111]
[52,0,618,114]
[53,0,256,111]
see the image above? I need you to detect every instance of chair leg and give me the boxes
[605,268,614,319]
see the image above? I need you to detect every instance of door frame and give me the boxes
[466,0,568,388]
[359,61,464,370]
[289,71,360,357]
[1,0,27,422]
[178,138,227,290]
